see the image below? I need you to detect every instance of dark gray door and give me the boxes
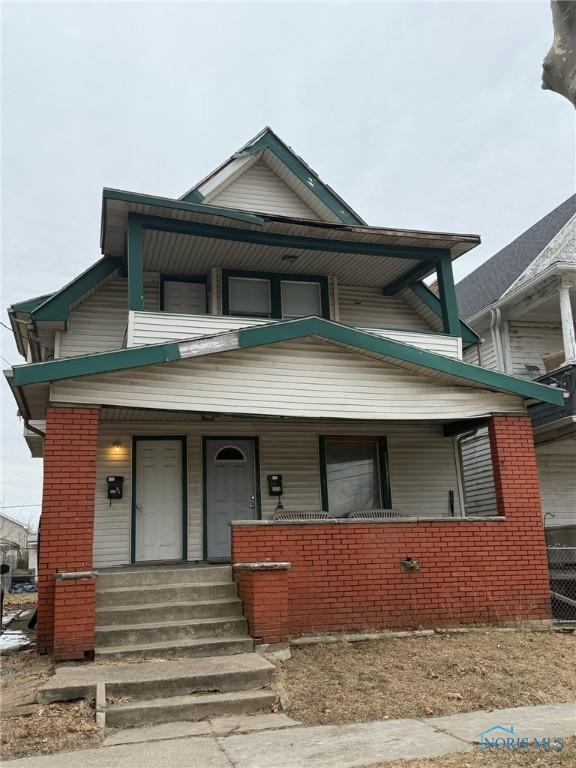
[205,439,258,559]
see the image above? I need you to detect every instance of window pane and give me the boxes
[281,281,321,319]
[325,440,381,515]
[163,281,206,314]
[229,278,271,317]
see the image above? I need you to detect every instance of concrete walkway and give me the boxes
[5,702,575,768]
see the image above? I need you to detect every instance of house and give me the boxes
[456,196,576,545]
[0,512,32,571]
[4,128,566,662]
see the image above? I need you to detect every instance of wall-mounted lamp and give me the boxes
[281,253,299,264]
[112,440,122,453]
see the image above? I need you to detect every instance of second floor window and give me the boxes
[224,270,329,320]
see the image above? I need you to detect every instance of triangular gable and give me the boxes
[180,127,365,225]
[50,336,526,421]
[10,317,564,408]
[207,158,322,220]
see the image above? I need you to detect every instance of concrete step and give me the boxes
[96,582,238,608]
[39,654,275,704]
[96,617,248,648]
[97,565,232,590]
[106,689,277,728]
[96,598,243,627]
[95,635,254,661]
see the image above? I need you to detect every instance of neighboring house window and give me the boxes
[161,278,207,314]
[222,270,330,319]
[320,436,391,515]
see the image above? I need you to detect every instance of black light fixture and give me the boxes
[281,253,299,264]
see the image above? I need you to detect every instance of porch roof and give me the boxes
[7,317,566,409]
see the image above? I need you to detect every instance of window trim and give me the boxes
[160,275,208,313]
[222,270,330,320]
[319,435,392,514]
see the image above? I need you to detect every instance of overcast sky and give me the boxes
[1,1,574,526]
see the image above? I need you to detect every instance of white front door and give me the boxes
[134,439,185,562]
[205,439,258,560]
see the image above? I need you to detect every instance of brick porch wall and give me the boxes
[37,407,99,658]
[232,415,551,639]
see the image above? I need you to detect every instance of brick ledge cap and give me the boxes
[55,571,98,580]
[231,516,506,526]
[233,562,291,570]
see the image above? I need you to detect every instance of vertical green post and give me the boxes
[437,253,461,336]
[127,215,144,311]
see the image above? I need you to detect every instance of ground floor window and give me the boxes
[319,436,391,515]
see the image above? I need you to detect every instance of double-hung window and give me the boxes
[320,437,391,516]
[223,271,329,319]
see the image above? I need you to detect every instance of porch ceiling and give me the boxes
[102,191,481,290]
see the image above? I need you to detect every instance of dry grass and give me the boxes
[0,701,104,761]
[277,630,576,725]
[367,739,576,767]
[4,593,37,609]
[0,646,104,760]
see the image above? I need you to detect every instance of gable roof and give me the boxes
[180,127,366,225]
[456,194,576,320]
[8,316,564,406]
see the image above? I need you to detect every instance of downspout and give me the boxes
[24,419,46,440]
[489,307,506,372]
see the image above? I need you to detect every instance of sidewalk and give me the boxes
[5,702,575,768]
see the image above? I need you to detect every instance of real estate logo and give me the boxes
[479,724,566,752]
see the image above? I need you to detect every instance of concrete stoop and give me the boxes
[39,654,277,727]
[43,564,279,726]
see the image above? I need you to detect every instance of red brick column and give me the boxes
[53,576,96,661]
[489,414,544,521]
[233,563,290,645]
[38,406,99,658]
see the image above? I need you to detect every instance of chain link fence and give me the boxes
[547,545,576,622]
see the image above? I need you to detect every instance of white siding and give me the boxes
[53,338,524,421]
[463,345,480,365]
[208,160,321,220]
[128,311,462,358]
[459,428,497,516]
[508,321,565,377]
[94,419,462,567]
[59,274,159,358]
[537,442,576,528]
[338,286,433,331]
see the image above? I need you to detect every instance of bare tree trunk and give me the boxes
[543,1,576,107]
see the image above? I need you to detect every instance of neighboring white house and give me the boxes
[456,196,576,540]
[0,512,33,570]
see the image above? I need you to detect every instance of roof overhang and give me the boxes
[7,317,565,407]
[102,189,480,291]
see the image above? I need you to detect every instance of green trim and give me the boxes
[382,261,436,295]
[319,435,392,513]
[127,216,144,311]
[377,437,392,508]
[181,127,365,225]
[159,275,208,312]
[437,253,460,336]
[409,283,479,344]
[131,436,188,563]
[31,257,121,322]
[103,188,264,226]
[221,269,330,320]
[10,316,565,407]
[238,317,566,406]
[11,342,181,386]
[180,188,204,204]
[10,293,54,313]
[242,129,365,225]
[202,436,261,561]
[136,213,445,262]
